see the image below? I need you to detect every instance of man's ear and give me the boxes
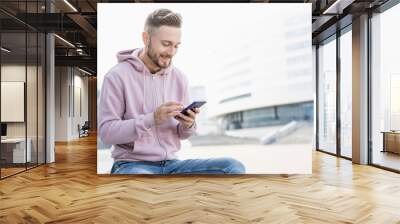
[142,31,149,46]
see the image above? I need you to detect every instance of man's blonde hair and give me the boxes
[144,8,182,35]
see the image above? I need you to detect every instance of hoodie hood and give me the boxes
[116,48,172,76]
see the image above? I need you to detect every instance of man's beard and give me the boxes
[146,40,172,69]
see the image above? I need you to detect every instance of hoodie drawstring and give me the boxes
[143,70,146,113]
[162,75,166,103]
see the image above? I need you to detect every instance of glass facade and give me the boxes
[316,27,353,159]
[313,0,400,173]
[0,1,46,179]
[222,101,313,130]
[371,3,400,171]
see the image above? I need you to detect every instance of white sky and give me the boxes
[97,3,310,88]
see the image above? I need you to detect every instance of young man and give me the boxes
[99,8,245,174]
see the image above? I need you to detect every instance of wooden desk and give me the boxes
[1,138,32,163]
[381,131,400,154]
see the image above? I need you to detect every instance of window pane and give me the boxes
[340,29,352,158]
[38,32,46,165]
[27,31,38,169]
[318,37,337,154]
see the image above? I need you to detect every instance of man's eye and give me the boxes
[163,42,170,46]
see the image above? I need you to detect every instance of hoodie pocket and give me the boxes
[132,136,154,154]
[158,128,180,153]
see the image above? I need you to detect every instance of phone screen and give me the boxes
[181,101,206,115]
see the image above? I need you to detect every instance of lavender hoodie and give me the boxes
[98,48,196,162]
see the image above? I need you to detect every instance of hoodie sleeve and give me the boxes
[176,72,197,140]
[98,72,155,145]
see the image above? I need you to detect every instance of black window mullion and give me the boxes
[36,0,39,167]
[367,11,373,165]
[25,0,28,171]
[336,29,341,157]
[316,44,319,150]
[44,0,48,165]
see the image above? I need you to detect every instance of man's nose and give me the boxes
[167,47,176,57]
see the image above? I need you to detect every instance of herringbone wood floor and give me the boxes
[1,134,400,224]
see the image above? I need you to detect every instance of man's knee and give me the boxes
[222,158,246,174]
[111,162,157,174]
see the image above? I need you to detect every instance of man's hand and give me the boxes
[154,102,183,126]
[175,108,200,128]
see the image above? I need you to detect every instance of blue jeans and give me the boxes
[110,157,246,174]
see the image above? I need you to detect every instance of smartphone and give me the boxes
[179,101,206,116]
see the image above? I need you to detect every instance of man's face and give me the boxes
[145,26,181,69]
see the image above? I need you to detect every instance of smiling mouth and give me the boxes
[161,55,171,59]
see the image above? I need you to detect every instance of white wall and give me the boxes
[55,67,89,141]
[72,73,89,138]
[55,67,68,141]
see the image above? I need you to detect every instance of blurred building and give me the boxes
[206,12,313,131]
